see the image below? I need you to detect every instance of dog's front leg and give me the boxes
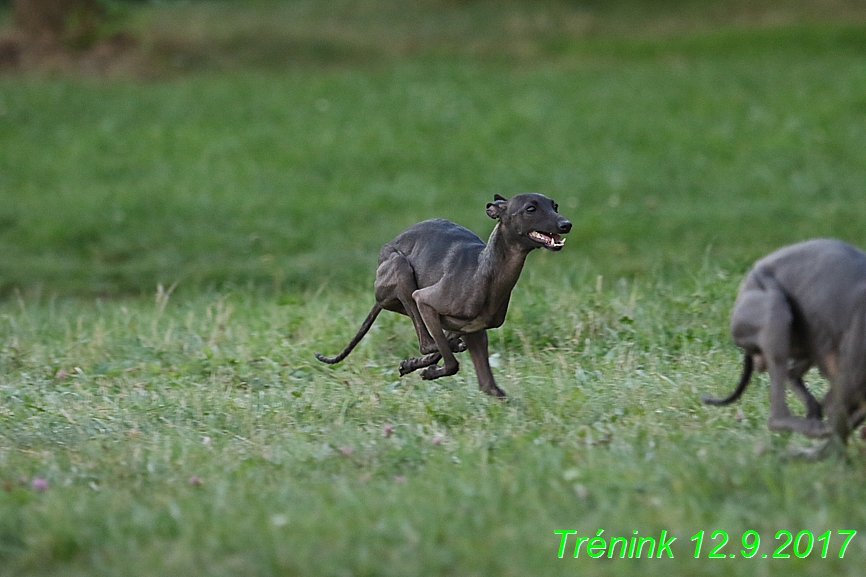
[463,330,505,397]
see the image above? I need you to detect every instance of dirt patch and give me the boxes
[2,0,866,78]
[0,0,148,77]
[0,28,145,76]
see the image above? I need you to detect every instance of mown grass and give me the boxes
[3,276,866,576]
[2,0,866,575]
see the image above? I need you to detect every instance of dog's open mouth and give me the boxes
[528,231,566,250]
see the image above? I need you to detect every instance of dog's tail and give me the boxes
[701,352,754,406]
[315,304,383,365]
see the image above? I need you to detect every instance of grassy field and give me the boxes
[2,0,866,575]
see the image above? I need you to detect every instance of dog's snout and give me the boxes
[558,220,572,234]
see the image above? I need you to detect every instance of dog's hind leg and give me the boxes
[753,286,830,437]
[757,286,797,431]
[788,359,822,420]
[400,339,466,377]
[399,352,441,376]
[375,249,440,355]
[399,336,467,376]
[790,377,823,420]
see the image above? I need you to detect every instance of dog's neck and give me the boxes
[480,222,531,304]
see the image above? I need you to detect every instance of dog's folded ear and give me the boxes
[486,195,508,219]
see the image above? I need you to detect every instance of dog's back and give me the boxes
[379,219,486,289]
[746,239,866,338]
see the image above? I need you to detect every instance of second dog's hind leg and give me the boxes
[788,359,822,420]
[758,286,800,432]
[790,376,823,420]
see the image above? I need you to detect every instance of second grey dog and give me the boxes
[703,238,866,449]
[316,193,572,397]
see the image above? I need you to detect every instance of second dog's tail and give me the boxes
[702,352,754,405]
[315,304,383,364]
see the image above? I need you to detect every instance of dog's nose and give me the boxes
[558,220,572,234]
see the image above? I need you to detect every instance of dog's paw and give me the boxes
[421,362,459,381]
[420,366,441,380]
[421,365,445,381]
[449,339,467,353]
[399,360,415,376]
[802,420,833,439]
[786,438,847,461]
[481,385,507,398]
[769,416,832,439]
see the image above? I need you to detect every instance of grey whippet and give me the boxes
[703,238,866,452]
[315,193,572,397]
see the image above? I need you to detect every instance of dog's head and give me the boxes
[486,193,572,252]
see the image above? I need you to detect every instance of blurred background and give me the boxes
[1,0,865,297]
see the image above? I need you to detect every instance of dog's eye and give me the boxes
[526,205,536,213]
[553,203,559,212]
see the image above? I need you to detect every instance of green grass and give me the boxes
[3,0,866,575]
[2,0,866,296]
[3,276,866,575]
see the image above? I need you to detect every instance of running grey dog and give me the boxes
[315,193,572,397]
[703,238,866,453]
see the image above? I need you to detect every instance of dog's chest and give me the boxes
[451,316,489,334]
[442,304,505,334]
